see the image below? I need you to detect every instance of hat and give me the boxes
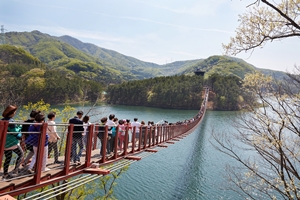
[2,105,18,118]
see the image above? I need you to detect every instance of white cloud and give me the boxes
[171,51,202,58]
[133,0,228,16]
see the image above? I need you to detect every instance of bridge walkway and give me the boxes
[0,88,209,198]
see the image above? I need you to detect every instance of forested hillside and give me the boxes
[0,45,102,108]
[0,30,289,110]
[107,73,245,110]
[107,75,204,109]
[4,31,288,83]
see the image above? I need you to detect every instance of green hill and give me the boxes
[0,44,103,105]
[180,55,287,80]
[3,31,288,84]
[5,31,132,84]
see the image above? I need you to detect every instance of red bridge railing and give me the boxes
[0,88,209,197]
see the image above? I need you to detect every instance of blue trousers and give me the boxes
[71,137,83,162]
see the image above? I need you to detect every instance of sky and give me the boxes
[0,0,299,72]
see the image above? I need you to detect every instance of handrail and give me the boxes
[0,88,209,197]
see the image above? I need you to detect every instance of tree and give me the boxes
[218,1,300,198]
[213,72,300,199]
[0,72,25,110]
[223,0,300,55]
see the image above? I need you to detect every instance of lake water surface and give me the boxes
[77,105,241,200]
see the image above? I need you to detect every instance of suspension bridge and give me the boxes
[0,88,209,199]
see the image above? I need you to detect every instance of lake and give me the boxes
[74,105,241,200]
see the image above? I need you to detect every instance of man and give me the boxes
[69,111,84,164]
[47,112,62,164]
[131,118,141,147]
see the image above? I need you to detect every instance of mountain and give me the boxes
[179,55,288,80]
[3,30,288,84]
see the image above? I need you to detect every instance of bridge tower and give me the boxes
[0,25,6,45]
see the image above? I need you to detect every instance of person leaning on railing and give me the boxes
[1,105,24,180]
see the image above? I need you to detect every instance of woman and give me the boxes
[82,115,91,152]
[26,113,50,173]
[118,119,126,151]
[21,109,40,166]
[2,105,24,179]
[125,119,132,144]
[110,117,118,153]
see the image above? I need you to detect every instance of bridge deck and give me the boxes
[0,88,209,198]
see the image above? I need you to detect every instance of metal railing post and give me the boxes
[0,121,9,170]
[33,122,48,185]
[63,124,73,175]
[85,124,94,167]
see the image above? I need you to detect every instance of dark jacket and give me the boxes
[21,119,34,140]
[25,124,49,147]
[69,116,84,138]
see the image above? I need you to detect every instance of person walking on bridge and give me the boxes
[26,113,50,173]
[69,111,84,164]
[131,118,141,147]
[2,105,24,180]
[21,109,40,167]
[106,114,116,154]
[97,117,107,156]
[47,112,61,164]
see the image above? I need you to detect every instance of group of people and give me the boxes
[1,105,61,180]
[96,115,158,155]
[1,106,158,180]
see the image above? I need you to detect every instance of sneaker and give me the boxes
[2,174,8,180]
[44,167,51,172]
[54,160,63,164]
[10,169,18,177]
[27,169,34,174]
